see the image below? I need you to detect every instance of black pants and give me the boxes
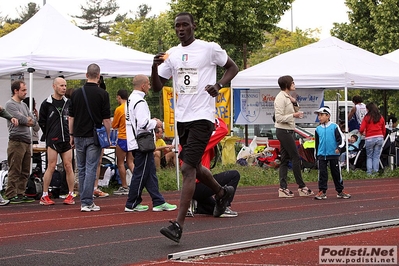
[276,128,305,189]
[193,170,240,215]
[317,158,344,193]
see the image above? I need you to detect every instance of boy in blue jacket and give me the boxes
[314,107,351,200]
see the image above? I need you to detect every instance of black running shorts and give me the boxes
[177,120,214,168]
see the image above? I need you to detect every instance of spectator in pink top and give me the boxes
[359,102,386,175]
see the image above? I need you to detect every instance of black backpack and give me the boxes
[25,169,43,200]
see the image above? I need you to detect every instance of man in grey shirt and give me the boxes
[5,80,37,204]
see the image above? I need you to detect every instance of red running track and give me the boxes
[0,177,398,265]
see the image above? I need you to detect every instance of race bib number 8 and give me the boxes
[177,68,199,94]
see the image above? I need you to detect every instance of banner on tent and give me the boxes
[162,87,231,138]
[233,88,324,125]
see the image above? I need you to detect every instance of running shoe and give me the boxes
[81,203,101,212]
[152,202,177,212]
[220,207,238,218]
[40,195,55,205]
[278,188,294,198]
[0,194,10,206]
[124,204,149,212]
[160,221,182,243]
[63,194,75,205]
[59,193,77,199]
[113,186,129,195]
[8,196,23,204]
[93,189,109,198]
[337,191,351,199]
[22,196,35,203]
[314,191,327,200]
[213,185,234,217]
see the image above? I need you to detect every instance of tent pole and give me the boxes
[344,86,349,172]
[172,87,180,190]
[28,68,35,175]
[230,87,233,136]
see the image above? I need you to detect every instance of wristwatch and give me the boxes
[217,83,223,89]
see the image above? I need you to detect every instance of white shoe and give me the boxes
[0,195,10,206]
[81,203,101,212]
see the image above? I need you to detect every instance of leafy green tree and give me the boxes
[331,0,399,55]
[72,0,119,37]
[135,4,152,19]
[248,28,319,66]
[5,2,39,24]
[331,0,399,118]
[0,22,20,37]
[109,12,174,54]
[167,0,294,70]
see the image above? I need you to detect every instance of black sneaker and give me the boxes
[22,196,35,203]
[213,185,234,217]
[9,196,23,204]
[160,221,182,243]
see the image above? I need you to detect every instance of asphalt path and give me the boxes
[0,177,398,265]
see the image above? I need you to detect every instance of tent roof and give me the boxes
[232,37,399,90]
[382,49,399,63]
[0,4,154,80]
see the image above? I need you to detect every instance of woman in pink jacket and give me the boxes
[359,102,385,175]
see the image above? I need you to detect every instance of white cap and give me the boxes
[314,107,331,116]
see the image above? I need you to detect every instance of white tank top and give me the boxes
[355,103,367,124]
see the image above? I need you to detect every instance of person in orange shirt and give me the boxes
[112,89,134,195]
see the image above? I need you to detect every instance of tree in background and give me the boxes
[331,0,399,118]
[5,2,39,24]
[167,0,294,70]
[248,28,319,67]
[0,1,39,36]
[331,0,399,56]
[108,9,174,54]
[72,0,120,37]
[0,22,20,37]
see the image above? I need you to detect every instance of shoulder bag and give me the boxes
[81,87,110,148]
[129,99,155,153]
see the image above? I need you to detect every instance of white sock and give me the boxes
[42,192,48,197]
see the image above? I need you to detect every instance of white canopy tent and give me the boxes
[0,4,154,81]
[232,37,399,90]
[231,36,399,170]
[382,49,399,63]
[0,4,154,159]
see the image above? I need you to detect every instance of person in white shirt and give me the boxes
[124,75,177,213]
[348,95,367,131]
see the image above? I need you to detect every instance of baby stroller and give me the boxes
[349,139,366,171]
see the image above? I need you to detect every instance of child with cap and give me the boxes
[314,106,351,200]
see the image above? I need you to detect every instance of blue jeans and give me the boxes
[74,137,102,207]
[125,150,165,209]
[365,137,383,175]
